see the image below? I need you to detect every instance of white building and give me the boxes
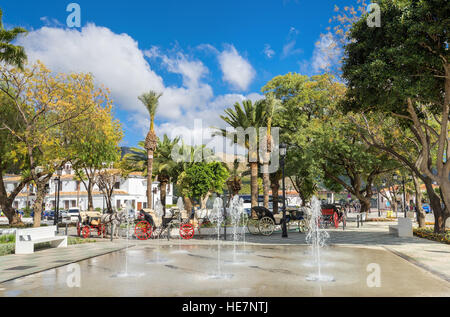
[4,164,173,212]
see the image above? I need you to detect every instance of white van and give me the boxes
[68,208,81,222]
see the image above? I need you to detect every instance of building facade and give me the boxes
[4,163,173,212]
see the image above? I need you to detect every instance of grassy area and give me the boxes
[413,227,450,244]
[0,236,96,256]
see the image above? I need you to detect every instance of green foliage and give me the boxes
[342,0,449,113]
[177,162,229,200]
[0,9,27,69]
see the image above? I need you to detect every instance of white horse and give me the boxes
[101,211,127,238]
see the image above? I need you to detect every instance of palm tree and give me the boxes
[215,100,266,209]
[153,135,181,214]
[138,91,162,209]
[124,135,183,214]
[261,93,281,209]
[0,9,27,69]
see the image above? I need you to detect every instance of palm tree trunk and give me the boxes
[147,149,154,209]
[160,180,167,215]
[271,178,280,214]
[262,163,270,209]
[250,162,258,208]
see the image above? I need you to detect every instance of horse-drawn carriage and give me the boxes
[247,206,309,236]
[320,203,346,229]
[77,211,106,238]
[134,208,195,240]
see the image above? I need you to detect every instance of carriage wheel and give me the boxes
[258,217,275,236]
[333,212,339,229]
[247,219,260,235]
[135,221,151,240]
[180,224,194,240]
[298,219,308,233]
[81,226,90,239]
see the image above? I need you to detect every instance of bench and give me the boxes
[389,218,413,237]
[15,226,67,255]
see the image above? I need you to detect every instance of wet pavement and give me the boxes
[1,243,449,297]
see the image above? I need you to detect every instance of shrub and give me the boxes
[413,227,450,244]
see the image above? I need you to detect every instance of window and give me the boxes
[71,200,76,207]
[114,182,120,189]
[116,200,121,209]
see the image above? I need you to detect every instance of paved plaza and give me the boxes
[0,211,449,297]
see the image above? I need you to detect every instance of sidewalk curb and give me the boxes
[383,246,450,283]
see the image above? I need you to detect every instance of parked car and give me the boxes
[68,208,81,221]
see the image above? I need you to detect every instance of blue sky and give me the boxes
[2,0,353,149]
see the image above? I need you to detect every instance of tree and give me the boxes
[216,100,266,209]
[153,135,181,214]
[0,92,32,226]
[96,166,126,214]
[260,93,281,209]
[177,162,229,210]
[341,0,450,232]
[313,112,400,213]
[138,91,162,210]
[0,9,27,69]
[0,62,109,226]
[124,135,181,213]
[71,88,123,210]
[262,73,343,206]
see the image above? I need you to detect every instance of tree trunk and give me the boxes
[183,196,192,214]
[359,196,371,214]
[262,163,270,209]
[32,180,48,228]
[412,174,425,228]
[250,162,258,208]
[423,179,446,233]
[147,149,154,210]
[201,191,211,210]
[270,178,280,214]
[87,180,94,211]
[0,166,24,227]
[160,180,167,215]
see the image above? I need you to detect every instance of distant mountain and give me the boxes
[120,146,134,158]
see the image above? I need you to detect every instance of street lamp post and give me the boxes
[280,143,288,238]
[402,176,407,218]
[54,167,63,231]
[393,173,399,218]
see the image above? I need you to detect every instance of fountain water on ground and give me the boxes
[305,196,334,282]
[208,197,232,279]
[112,201,145,278]
[229,195,246,263]
[171,197,188,254]
[146,199,168,263]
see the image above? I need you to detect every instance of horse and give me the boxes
[101,211,128,238]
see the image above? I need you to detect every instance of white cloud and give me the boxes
[311,32,341,73]
[281,27,303,58]
[15,24,263,156]
[218,45,256,91]
[16,24,165,117]
[144,47,214,120]
[263,44,275,59]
